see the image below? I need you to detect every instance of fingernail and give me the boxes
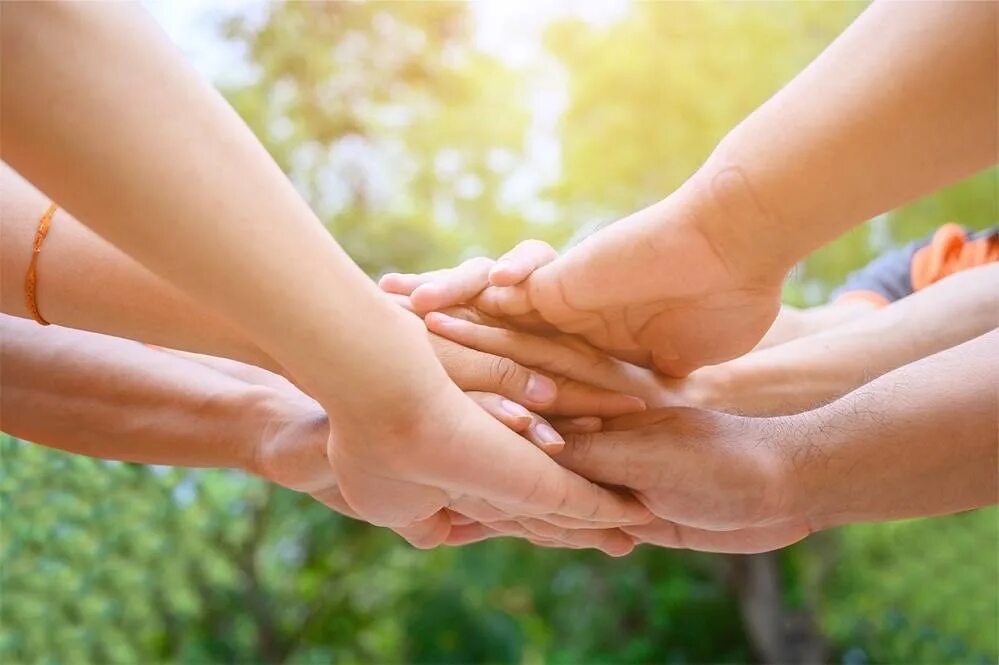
[525,374,557,403]
[535,423,564,445]
[623,396,647,412]
[500,399,531,419]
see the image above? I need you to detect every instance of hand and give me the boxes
[389,176,788,377]
[382,283,647,418]
[380,245,699,410]
[325,366,650,547]
[427,330,645,419]
[247,385,634,554]
[553,408,814,553]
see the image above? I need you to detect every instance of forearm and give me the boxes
[752,301,878,351]
[695,264,999,415]
[0,314,290,470]
[695,0,998,275]
[0,164,279,372]
[786,328,998,528]
[1,3,437,411]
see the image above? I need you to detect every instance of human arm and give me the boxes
[688,262,999,415]
[424,261,999,418]
[468,1,997,375]
[0,315,630,553]
[751,301,880,351]
[0,162,637,419]
[551,329,999,553]
[2,3,648,537]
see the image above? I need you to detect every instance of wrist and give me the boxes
[308,306,451,422]
[238,385,332,492]
[681,138,800,283]
[677,364,737,412]
[770,407,850,531]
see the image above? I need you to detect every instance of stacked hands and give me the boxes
[3,2,996,563]
[256,232,810,557]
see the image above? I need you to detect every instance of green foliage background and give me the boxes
[2,2,996,663]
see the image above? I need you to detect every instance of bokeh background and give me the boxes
[2,1,996,663]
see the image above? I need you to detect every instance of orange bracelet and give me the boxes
[24,203,57,326]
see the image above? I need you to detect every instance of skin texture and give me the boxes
[554,330,999,553]
[751,301,879,351]
[2,3,649,542]
[415,259,999,417]
[0,315,633,554]
[433,1,997,376]
[0,163,643,420]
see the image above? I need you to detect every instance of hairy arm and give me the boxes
[790,327,998,528]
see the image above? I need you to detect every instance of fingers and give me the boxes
[450,517,635,557]
[553,430,635,489]
[318,483,454,550]
[427,315,646,417]
[309,487,359,518]
[622,518,812,554]
[444,521,575,549]
[434,402,651,524]
[466,391,565,455]
[522,412,566,455]
[549,416,603,435]
[445,522,501,546]
[378,268,451,296]
[409,257,494,313]
[427,311,647,393]
[430,334,559,411]
[384,292,417,314]
[515,518,635,557]
[465,391,533,433]
[489,239,558,286]
[392,509,454,550]
[473,284,536,319]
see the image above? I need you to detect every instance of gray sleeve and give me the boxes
[831,238,927,304]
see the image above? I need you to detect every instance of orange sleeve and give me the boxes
[911,223,999,291]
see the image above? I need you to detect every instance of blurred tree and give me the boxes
[220,1,540,275]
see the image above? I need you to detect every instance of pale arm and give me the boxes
[751,301,879,351]
[1,2,431,408]
[481,0,996,376]
[690,263,999,415]
[0,163,277,371]
[1,163,639,419]
[699,0,998,275]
